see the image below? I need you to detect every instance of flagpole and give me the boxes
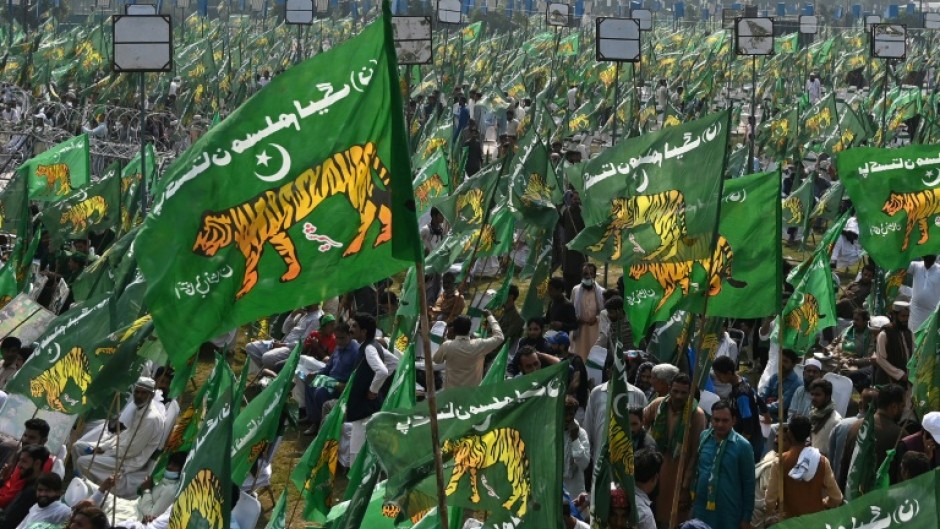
[87,392,121,477]
[667,111,733,529]
[415,262,451,529]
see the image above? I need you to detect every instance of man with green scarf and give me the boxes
[643,373,706,528]
[692,400,756,529]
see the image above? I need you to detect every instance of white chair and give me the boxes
[232,491,261,529]
[823,372,854,417]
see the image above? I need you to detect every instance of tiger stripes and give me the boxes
[782,195,804,224]
[29,347,90,412]
[784,293,825,337]
[192,142,394,300]
[168,469,225,529]
[588,190,689,262]
[456,188,485,224]
[60,195,107,232]
[627,235,747,311]
[414,173,445,209]
[35,163,71,196]
[881,189,940,251]
[441,428,531,517]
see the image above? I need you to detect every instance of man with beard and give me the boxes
[835,264,875,319]
[12,473,69,529]
[788,359,822,420]
[0,445,50,529]
[873,301,913,388]
[808,379,842,457]
[570,263,605,361]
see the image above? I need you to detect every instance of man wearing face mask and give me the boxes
[74,378,166,498]
[570,263,605,361]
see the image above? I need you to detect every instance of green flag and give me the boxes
[772,468,939,529]
[42,167,121,247]
[264,490,288,529]
[137,13,421,363]
[0,171,28,234]
[782,177,814,232]
[757,108,797,160]
[461,21,483,43]
[119,145,158,234]
[481,342,510,385]
[846,403,877,501]
[82,316,155,419]
[909,306,940,418]
[875,449,897,490]
[291,374,357,522]
[5,295,114,413]
[520,244,553,321]
[838,144,940,270]
[607,354,638,525]
[70,227,138,302]
[20,134,90,201]
[569,110,729,271]
[0,262,16,309]
[509,135,560,230]
[230,345,300,484]
[412,149,451,217]
[773,32,798,54]
[167,369,234,529]
[781,250,836,352]
[366,362,568,529]
[558,33,580,57]
[426,203,515,274]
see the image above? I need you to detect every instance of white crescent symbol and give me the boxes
[612,393,629,419]
[923,173,940,187]
[254,143,291,183]
[636,169,649,193]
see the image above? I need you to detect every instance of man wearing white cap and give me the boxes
[907,255,940,332]
[788,359,822,420]
[897,411,940,470]
[873,301,913,387]
[73,377,166,498]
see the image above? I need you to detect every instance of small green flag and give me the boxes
[909,306,940,417]
[264,490,288,529]
[412,149,451,217]
[167,367,234,529]
[42,166,121,247]
[20,134,90,201]
[781,250,837,352]
[846,404,877,501]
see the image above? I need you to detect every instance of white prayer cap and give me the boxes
[868,315,891,330]
[923,412,940,441]
[804,359,822,370]
[135,377,156,392]
[892,300,911,311]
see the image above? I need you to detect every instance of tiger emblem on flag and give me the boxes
[164,405,197,452]
[588,190,689,262]
[608,410,635,476]
[60,195,107,232]
[304,439,339,508]
[414,173,445,209]
[881,189,940,251]
[462,224,497,253]
[782,195,805,224]
[784,293,826,337]
[627,235,747,311]
[456,188,485,224]
[520,173,551,207]
[35,163,71,196]
[192,143,393,300]
[168,469,225,529]
[442,428,531,517]
[29,347,91,412]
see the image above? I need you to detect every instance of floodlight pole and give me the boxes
[880,59,890,147]
[748,54,756,174]
[139,72,148,215]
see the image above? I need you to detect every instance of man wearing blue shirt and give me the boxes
[760,348,802,421]
[303,322,360,436]
[693,401,755,529]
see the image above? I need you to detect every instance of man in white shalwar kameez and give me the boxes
[73,377,165,498]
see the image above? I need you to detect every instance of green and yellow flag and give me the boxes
[782,250,837,352]
[20,134,90,201]
[137,11,421,363]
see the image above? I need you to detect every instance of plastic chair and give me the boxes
[698,390,721,415]
[823,372,854,417]
[232,491,262,529]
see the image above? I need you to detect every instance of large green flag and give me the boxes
[366,362,568,529]
[20,134,90,201]
[781,250,836,352]
[5,295,114,413]
[230,345,300,484]
[845,404,877,501]
[508,135,559,231]
[42,167,121,247]
[838,144,940,270]
[83,316,155,419]
[167,370,234,529]
[772,468,939,529]
[909,306,940,418]
[569,110,729,267]
[137,13,421,362]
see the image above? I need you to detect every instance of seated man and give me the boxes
[13,472,70,529]
[91,451,188,523]
[245,305,321,372]
[74,378,165,498]
[0,446,50,529]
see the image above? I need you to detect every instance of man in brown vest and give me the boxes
[765,415,843,520]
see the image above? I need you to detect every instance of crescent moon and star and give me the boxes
[254,143,291,182]
[923,169,940,187]
[612,393,629,419]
